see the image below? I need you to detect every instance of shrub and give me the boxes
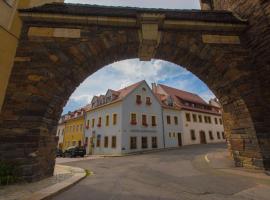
[0,162,18,185]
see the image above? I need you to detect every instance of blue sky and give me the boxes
[62,0,213,114]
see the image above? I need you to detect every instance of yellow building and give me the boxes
[63,109,85,150]
[0,0,63,112]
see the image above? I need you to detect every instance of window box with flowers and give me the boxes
[85,125,90,129]
[136,95,142,105]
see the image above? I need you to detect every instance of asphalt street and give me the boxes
[52,143,270,200]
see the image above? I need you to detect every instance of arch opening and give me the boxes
[0,1,269,182]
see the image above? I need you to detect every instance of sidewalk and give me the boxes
[205,150,270,180]
[0,165,86,200]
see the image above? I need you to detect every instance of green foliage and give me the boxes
[0,162,18,185]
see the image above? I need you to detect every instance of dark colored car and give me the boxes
[56,148,63,157]
[64,146,86,158]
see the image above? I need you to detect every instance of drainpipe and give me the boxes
[161,108,166,149]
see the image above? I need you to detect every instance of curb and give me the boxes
[23,165,87,200]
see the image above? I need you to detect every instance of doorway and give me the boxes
[177,133,182,146]
[200,131,207,144]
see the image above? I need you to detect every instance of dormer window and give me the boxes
[146,97,152,105]
[136,95,142,105]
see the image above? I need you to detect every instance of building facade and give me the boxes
[153,83,225,148]
[0,0,64,112]
[84,81,164,155]
[57,81,225,155]
[62,109,85,150]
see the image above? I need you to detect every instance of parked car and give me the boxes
[64,146,86,158]
[56,148,63,157]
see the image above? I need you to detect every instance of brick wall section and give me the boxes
[210,0,270,169]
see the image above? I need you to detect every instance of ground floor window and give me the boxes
[222,132,225,139]
[97,135,101,147]
[112,136,117,148]
[130,137,137,149]
[190,130,196,140]
[217,132,221,139]
[104,136,109,148]
[209,131,214,140]
[152,137,157,148]
[142,137,148,149]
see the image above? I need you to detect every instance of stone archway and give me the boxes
[0,2,269,182]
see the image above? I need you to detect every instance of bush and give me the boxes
[0,162,18,185]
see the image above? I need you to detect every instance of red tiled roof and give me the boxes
[155,84,221,115]
[158,84,208,105]
[86,80,144,111]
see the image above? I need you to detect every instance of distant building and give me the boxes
[152,83,225,148]
[62,109,85,150]
[56,80,225,155]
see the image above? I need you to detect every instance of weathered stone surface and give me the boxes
[0,2,269,182]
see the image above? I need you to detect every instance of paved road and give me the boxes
[52,144,270,200]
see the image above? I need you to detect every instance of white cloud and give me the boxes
[64,0,200,9]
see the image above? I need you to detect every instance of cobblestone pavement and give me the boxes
[52,143,270,200]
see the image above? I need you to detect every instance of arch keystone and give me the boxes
[137,13,165,61]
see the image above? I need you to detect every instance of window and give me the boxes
[186,113,191,122]
[76,125,79,132]
[209,131,214,140]
[174,116,178,125]
[219,118,223,125]
[80,124,83,132]
[151,116,157,126]
[142,137,148,149]
[169,132,171,138]
[146,97,152,105]
[112,136,117,148]
[192,114,197,122]
[152,137,157,148]
[204,116,207,123]
[130,137,137,149]
[113,114,117,125]
[104,136,109,148]
[131,113,137,125]
[98,117,102,127]
[92,118,95,128]
[198,115,202,123]
[190,130,196,140]
[86,120,90,129]
[222,132,225,139]
[136,95,142,104]
[217,132,221,139]
[208,117,212,124]
[106,115,109,126]
[142,114,148,126]
[72,141,76,146]
[96,135,101,147]
[167,115,171,124]
[173,132,176,137]
[215,118,218,124]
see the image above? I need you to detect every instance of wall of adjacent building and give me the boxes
[180,110,225,145]
[121,82,164,153]
[56,123,65,149]
[0,0,64,112]
[163,108,184,148]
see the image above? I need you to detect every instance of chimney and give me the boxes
[151,83,157,93]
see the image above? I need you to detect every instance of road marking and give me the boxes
[205,154,210,163]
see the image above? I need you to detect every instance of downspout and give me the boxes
[161,107,166,149]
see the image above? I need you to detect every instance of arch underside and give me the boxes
[0,3,269,181]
